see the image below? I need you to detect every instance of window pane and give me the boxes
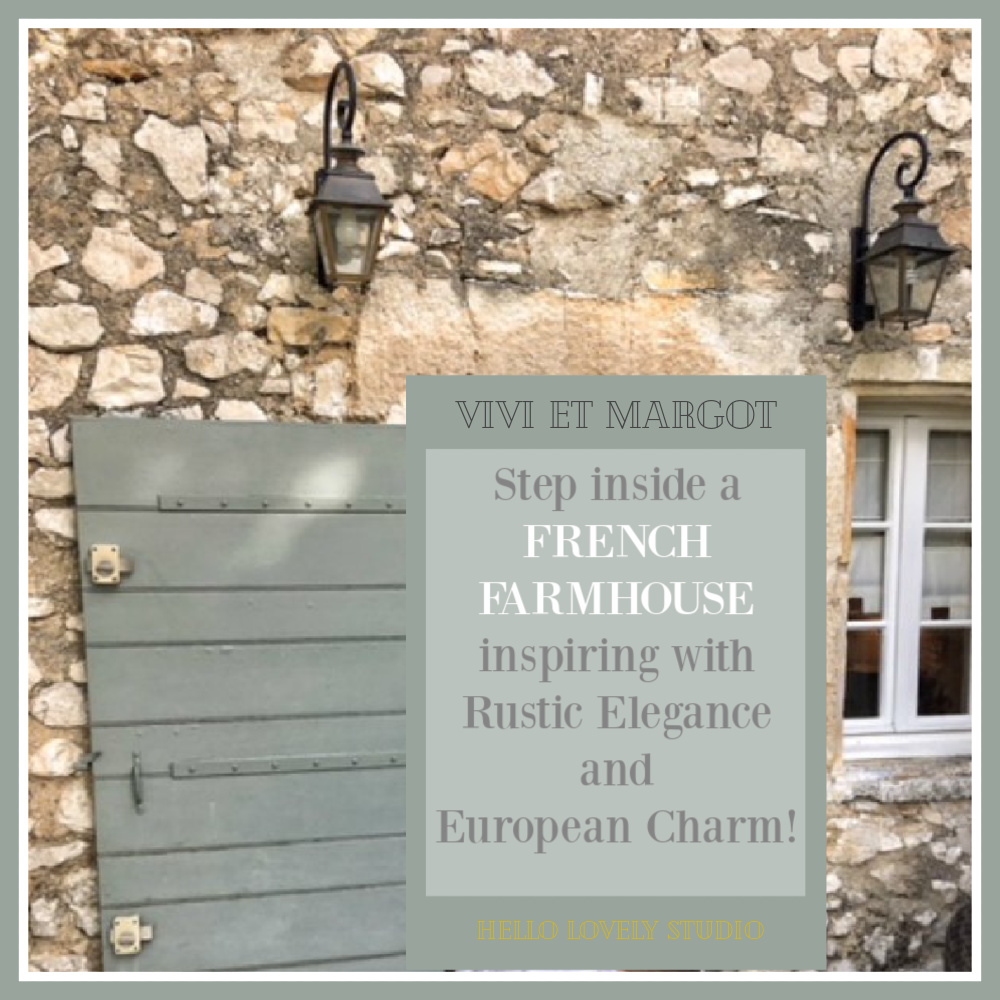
[845,630,882,718]
[854,430,888,521]
[922,530,972,620]
[849,533,884,619]
[918,627,971,716]
[926,431,971,523]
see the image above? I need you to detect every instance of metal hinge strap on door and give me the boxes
[171,750,406,778]
[158,494,406,513]
[109,914,154,956]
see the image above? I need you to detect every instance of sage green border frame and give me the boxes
[19,10,984,991]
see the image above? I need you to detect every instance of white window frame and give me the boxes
[844,413,972,760]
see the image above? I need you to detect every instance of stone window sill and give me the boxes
[828,756,972,804]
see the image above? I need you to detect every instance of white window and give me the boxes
[844,412,972,758]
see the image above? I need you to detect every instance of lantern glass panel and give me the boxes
[867,249,947,326]
[866,252,902,320]
[313,206,383,284]
[902,251,948,320]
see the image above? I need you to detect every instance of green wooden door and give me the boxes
[72,419,406,972]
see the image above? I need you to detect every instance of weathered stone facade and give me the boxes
[27,26,973,972]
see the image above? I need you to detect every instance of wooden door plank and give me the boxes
[85,642,405,724]
[99,837,405,907]
[92,716,405,777]
[77,511,405,590]
[82,590,405,645]
[101,885,405,972]
[95,769,405,853]
[73,420,405,510]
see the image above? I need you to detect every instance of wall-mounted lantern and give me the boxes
[849,131,955,331]
[308,61,390,288]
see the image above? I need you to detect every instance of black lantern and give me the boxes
[849,131,955,331]
[308,61,389,288]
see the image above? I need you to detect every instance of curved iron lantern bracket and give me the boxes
[322,60,359,167]
[849,131,932,331]
[308,60,390,288]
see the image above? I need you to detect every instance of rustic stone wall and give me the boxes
[27,26,973,972]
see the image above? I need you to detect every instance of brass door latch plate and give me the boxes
[88,544,133,586]
[109,914,153,956]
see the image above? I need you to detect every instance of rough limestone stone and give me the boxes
[859,83,910,124]
[31,682,88,728]
[468,148,530,202]
[267,308,354,347]
[28,240,70,284]
[865,928,895,965]
[28,468,74,499]
[354,53,406,98]
[292,359,348,419]
[951,53,972,85]
[28,841,88,871]
[81,133,121,188]
[132,289,218,335]
[28,418,50,460]
[706,46,773,95]
[702,135,757,161]
[184,331,272,379]
[828,825,884,865]
[61,82,107,121]
[625,77,701,125]
[792,44,834,84]
[143,36,193,66]
[722,184,769,210]
[215,400,268,421]
[28,348,81,410]
[63,869,100,936]
[88,345,165,408]
[29,738,83,777]
[35,507,76,540]
[30,956,89,972]
[29,305,104,352]
[942,206,971,249]
[465,50,555,101]
[361,155,400,197]
[420,64,452,95]
[355,276,475,417]
[927,91,972,132]
[30,897,66,939]
[184,268,223,305]
[794,92,829,128]
[837,46,872,89]
[238,100,298,143]
[134,115,209,202]
[523,116,669,213]
[81,227,164,291]
[582,72,603,118]
[258,274,297,304]
[283,36,340,92]
[484,108,525,130]
[332,28,379,56]
[50,425,72,463]
[28,596,55,619]
[760,132,819,174]
[165,404,204,420]
[173,378,210,400]
[873,28,935,81]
